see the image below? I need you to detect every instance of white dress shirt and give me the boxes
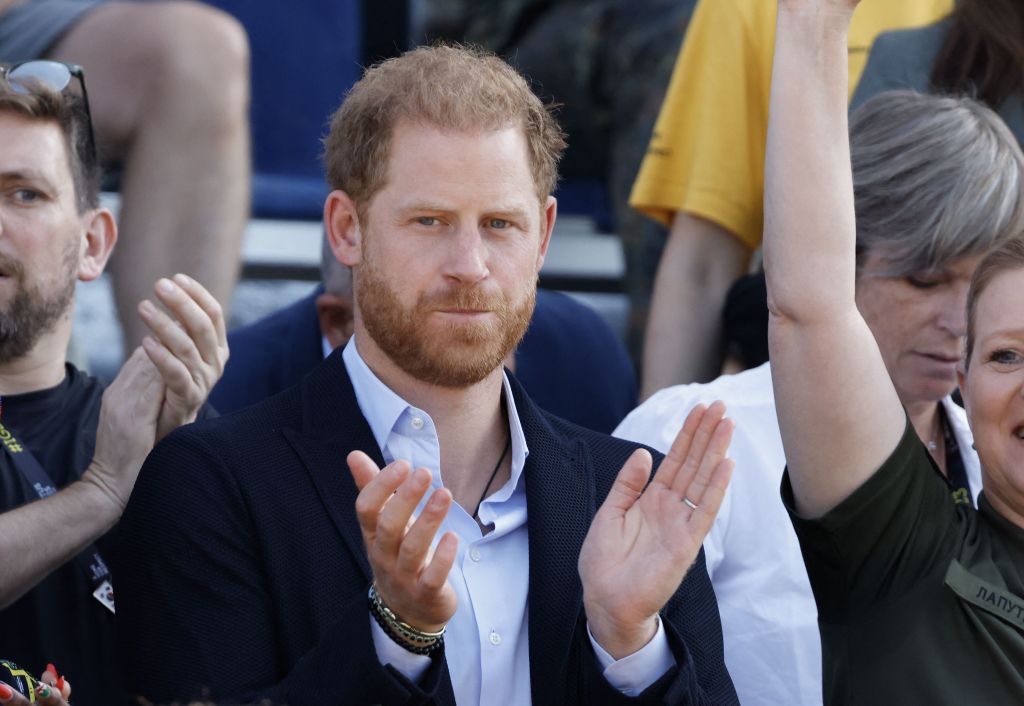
[342,339,674,705]
[614,361,980,706]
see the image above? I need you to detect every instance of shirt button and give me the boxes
[469,547,482,562]
[410,416,424,430]
[489,631,502,646]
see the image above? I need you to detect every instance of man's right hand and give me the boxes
[348,451,459,633]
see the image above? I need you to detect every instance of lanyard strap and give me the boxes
[0,419,112,590]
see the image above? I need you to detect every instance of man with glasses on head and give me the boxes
[0,64,227,704]
[0,0,248,351]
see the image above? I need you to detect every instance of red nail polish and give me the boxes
[56,676,65,691]
[46,663,57,679]
[0,682,13,699]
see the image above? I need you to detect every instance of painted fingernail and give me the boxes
[46,663,57,679]
[56,676,65,692]
[0,682,13,700]
[37,683,51,698]
[157,278,175,294]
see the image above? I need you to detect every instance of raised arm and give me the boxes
[763,0,905,517]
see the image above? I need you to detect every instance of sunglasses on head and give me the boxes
[0,60,97,162]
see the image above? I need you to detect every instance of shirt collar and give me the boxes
[342,336,529,477]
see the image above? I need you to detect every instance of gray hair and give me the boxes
[851,90,1024,276]
[320,230,353,297]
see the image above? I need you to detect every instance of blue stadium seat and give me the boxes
[201,0,363,220]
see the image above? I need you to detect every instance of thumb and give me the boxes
[347,450,381,491]
[598,448,653,517]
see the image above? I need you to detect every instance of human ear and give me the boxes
[535,195,557,271]
[315,292,355,351]
[77,207,117,281]
[324,190,362,267]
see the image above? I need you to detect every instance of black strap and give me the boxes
[0,420,112,589]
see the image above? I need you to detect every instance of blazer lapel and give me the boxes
[282,349,385,582]
[513,378,597,706]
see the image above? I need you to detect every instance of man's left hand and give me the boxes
[578,401,734,659]
[137,274,229,440]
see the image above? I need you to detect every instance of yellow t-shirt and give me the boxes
[629,0,952,248]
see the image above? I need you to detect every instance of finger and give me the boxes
[597,448,652,518]
[667,401,727,497]
[348,450,383,491]
[395,488,452,576]
[419,530,459,592]
[153,277,223,370]
[352,456,411,539]
[651,404,707,489]
[172,273,228,351]
[0,681,29,705]
[33,682,67,705]
[687,457,736,541]
[141,336,199,403]
[674,415,734,502]
[375,467,433,558]
[138,298,204,384]
[39,670,69,702]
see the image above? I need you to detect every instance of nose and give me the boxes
[443,223,489,285]
[938,282,969,339]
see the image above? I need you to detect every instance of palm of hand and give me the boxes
[579,402,735,642]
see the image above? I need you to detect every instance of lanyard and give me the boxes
[0,403,115,613]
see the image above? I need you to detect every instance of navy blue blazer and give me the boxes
[115,350,737,705]
[211,288,638,434]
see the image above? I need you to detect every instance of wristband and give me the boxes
[368,584,445,656]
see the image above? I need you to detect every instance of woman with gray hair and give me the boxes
[615,87,1024,706]
[765,0,1024,700]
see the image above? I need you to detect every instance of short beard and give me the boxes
[0,249,77,365]
[356,250,535,389]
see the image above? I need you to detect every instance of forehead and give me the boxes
[973,268,1024,334]
[375,121,540,209]
[0,111,73,185]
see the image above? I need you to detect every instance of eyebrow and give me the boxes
[0,169,59,193]
[397,202,533,221]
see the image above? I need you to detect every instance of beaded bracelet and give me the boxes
[368,584,445,655]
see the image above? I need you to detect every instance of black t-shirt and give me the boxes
[783,419,1024,705]
[0,364,115,704]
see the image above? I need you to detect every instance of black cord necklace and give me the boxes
[471,435,511,521]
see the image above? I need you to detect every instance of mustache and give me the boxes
[421,286,505,311]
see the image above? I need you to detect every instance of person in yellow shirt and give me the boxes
[630,0,951,398]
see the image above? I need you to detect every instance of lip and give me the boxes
[917,352,962,365]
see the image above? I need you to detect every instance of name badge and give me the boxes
[945,559,1024,631]
[92,579,115,614]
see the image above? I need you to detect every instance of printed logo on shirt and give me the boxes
[0,423,23,453]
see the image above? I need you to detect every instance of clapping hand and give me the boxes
[579,401,735,658]
[348,452,459,633]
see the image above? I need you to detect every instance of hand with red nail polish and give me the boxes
[39,665,71,703]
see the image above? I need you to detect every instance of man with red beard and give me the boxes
[114,45,739,706]
[0,64,227,704]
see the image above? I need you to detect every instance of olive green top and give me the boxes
[852,18,1024,145]
[783,420,1024,705]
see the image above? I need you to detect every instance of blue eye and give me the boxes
[990,349,1023,366]
[416,216,438,226]
[13,188,41,203]
[488,219,510,229]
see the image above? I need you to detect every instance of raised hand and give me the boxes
[348,451,459,633]
[579,402,735,658]
[137,274,228,441]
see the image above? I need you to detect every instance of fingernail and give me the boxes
[173,273,192,286]
[46,664,57,679]
[37,683,51,698]
[56,676,65,692]
[139,300,155,315]
[157,278,175,294]
[0,682,13,700]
